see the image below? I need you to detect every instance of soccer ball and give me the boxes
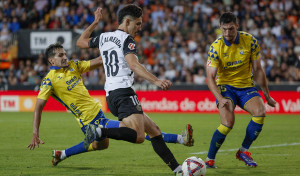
[182,156,206,176]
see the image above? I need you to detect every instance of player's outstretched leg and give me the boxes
[52,142,89,166]
[145,124,194,146]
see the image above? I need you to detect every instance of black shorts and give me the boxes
[106,87,143,121]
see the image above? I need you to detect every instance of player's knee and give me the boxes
[92,140,109,150]
[136,135,145,143]
[222,119,234,128]
[252,106,266,117]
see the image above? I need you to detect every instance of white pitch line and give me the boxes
[191,142,300,155]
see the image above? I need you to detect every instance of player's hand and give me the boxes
[94,7,103,23]
[155,80,172,90]
[27,134,44,150]
[218,98,231,108]
[266,96,276,107]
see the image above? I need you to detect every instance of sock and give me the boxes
[239,146,248,152]
[162,132,178,143]
[65,142,88,158]
[241,118,263,149]
[206,157,214,161]
[177,135,184,144]
[145,132,178,143]
[100,127,137,143]
[60,150,66,160]
[173,165,182,173]
[151,135,180,171]
[207,124,231,159]
[103,119,120,128]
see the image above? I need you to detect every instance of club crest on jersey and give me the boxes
[128,43,135,50]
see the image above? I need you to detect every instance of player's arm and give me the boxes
[76,7,103,48]
[125,54,172,90]
[27,98,47,150]
[252,59,276,107]
[206,65,230,108]
[89,56,103,70]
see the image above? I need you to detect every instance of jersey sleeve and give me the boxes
[250,36,260,60]
[88,36,100,48]
[37,77,53,100]
[123,36,138,56]
[207,44,219,67]
[74,60,91,74]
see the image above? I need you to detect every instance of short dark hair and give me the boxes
[118,4,142,25]
[220,12,237,25]
[45,42,63,60]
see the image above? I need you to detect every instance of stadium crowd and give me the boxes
[0,0,300,89]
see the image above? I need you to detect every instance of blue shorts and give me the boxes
[81,110,120,141]
[216,85,261,109]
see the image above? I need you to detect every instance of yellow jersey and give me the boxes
[37,60,101,128]
[207,31,260,88]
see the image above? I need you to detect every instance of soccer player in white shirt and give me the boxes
[77,5,185,175]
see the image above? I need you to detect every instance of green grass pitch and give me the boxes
[0,112,299,176]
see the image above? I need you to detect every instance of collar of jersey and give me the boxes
[117,29,125,32]
[223,32,240,46]
[49,66,62,70]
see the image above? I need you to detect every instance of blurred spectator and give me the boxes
[10,17,20,32]
[0,0,298,87]
[15,2,25,17]
[0,74,7,90]
[55,1,68,17]
[193,67,206,85]
[35,0,49,19]
[27,70,40,85]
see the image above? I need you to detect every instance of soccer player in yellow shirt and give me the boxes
[27,43,193,166]
[205,12,277,168]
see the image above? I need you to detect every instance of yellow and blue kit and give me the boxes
[38,60,118,132]
[206,32,265,160]
[207,31,261,108]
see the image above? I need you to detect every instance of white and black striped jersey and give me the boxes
[89,30,138,95]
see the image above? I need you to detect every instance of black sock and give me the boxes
[101,127,137,143]
[151,135,179,171]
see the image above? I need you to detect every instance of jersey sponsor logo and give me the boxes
[224,60,242,69]
[66,76,81,91]
[226,60,242,66]
[67,78,81,91]
[128,43,135,50]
